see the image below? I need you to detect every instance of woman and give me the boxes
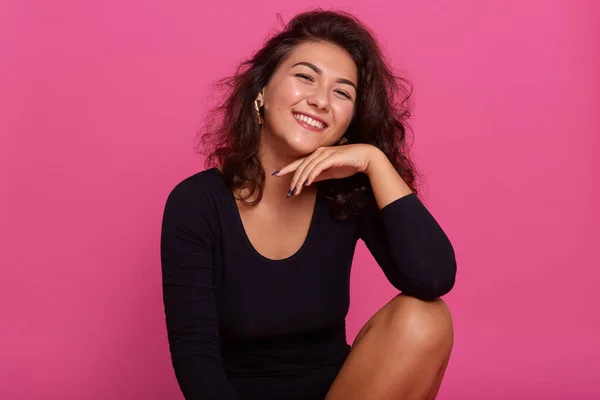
[161,9,456,400]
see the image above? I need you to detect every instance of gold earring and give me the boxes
[254,100,264,125]
[338,136,348,145]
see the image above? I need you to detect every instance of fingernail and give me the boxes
[271,170,280,176]
[302,179,309,187]
[287,187,297,198]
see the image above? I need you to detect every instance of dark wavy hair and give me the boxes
[197,9,419,221]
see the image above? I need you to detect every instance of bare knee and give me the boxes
[381,293,454,355]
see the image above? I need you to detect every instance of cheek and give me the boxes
[333,103,355,129]
[268,79,305,109]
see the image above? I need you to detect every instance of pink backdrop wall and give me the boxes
[2,0,598,398]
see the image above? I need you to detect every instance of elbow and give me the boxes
[421,245,457,300]
[405,278,455,301]
[400,259,457,301]
[425,269,456,300]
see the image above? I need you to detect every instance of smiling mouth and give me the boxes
[292,112,328,130]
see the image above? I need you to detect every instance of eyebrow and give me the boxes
[292,62,357,91]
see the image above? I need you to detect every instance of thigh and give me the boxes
[326,294,453,400]
[351,293,403,347]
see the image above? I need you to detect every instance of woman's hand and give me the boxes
[272,144,381,197]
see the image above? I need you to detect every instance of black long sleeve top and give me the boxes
[160,168,456,399]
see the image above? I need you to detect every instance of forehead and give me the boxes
[282,41,358,82]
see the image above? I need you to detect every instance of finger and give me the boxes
[305,154,338,186]
[293,150,333,196]
[273,157,305,177]
[290,149,328,195]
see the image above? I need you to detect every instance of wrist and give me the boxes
[365,145,388,176]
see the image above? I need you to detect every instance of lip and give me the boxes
[292,111,329,128]
[294,116,326,132]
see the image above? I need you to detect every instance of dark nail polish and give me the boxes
[302,179,309,187]
[287,187,297,198]
[271,170,280,176]
[286,189,292,198]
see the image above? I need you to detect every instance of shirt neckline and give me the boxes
[210,167,321,264]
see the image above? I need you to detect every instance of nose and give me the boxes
[306,86,330,112]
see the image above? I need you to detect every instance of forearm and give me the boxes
[365,146,413,209]
[361,145,456,299]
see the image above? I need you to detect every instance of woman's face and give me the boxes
[257,41,358,156]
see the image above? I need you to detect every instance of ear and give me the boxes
[255,88,265,105]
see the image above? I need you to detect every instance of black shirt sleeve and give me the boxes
[160,179,238,399]
[358,193,457,300]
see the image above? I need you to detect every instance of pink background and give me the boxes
[2,0,599,398]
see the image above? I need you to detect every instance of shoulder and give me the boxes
[163,168,224,218]
[166,167,222,199]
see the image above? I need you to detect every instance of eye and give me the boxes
[335,90,352,100]
[296,73,314,82]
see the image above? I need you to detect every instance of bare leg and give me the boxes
[423,357,450,400]
[325,294,454,400]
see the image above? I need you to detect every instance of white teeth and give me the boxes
[294,113,325,129]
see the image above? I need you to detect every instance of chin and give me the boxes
[266,123,329,156]
[285,135,323,156]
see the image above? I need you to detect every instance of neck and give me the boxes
[256,129,309,204]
